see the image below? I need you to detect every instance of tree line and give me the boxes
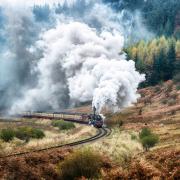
[105,0,180,37]
[124,36,180,87]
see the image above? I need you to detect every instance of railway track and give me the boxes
[0,127,110,159]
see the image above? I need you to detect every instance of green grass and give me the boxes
[51,120,75,130]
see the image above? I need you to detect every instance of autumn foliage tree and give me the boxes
[125,36,180,86]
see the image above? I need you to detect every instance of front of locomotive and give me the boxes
[88,107,104,128]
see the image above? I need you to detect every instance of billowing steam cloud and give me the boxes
[0,0,145,113]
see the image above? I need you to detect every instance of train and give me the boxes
[17,107,104,128]
[88,107,104,128]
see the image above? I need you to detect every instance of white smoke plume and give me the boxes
[0,0,145,113]
[11,22,144,112]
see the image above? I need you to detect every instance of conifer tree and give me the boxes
[166,41,176,79]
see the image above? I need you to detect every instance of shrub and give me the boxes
[0,129,15,142]
[0,127,45,142]
[30,128,45,139]
[139,128,159,151]
[17,127,32,141]
[15,127,30,141]
[139,128,151,139]
[58,148,102,179]
[141,135,159,151]
[52,120,75,130]
[15,127,45,142]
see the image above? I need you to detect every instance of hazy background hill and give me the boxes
[104,0,180,87]
[105,0,180,38]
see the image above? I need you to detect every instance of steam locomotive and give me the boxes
[17,107,103,128]
[88,107,104,128]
